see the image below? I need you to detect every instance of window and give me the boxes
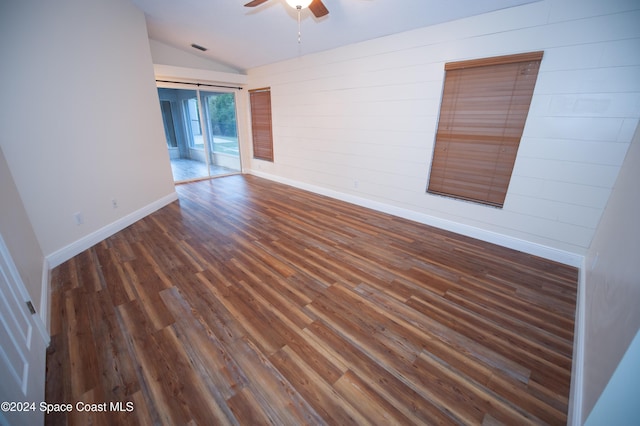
[249,87,274,162]
[204,92,239,155]
[427,51,543,207]
[185,97,203,148]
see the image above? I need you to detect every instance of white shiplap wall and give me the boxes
[246,0,640,261]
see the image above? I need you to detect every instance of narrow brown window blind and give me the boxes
[427,51,543,207]
[249,88,274,162]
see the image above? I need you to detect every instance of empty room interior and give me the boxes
[1,0,639,425]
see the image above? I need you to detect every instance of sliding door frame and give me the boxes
[156,81,244,183]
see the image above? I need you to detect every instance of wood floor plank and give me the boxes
[225,387,268,426]
[230,337,326,425]
[94,242,136,306]
[269,347,368,425]
[116,299,191,425]
[409,287,573,371]
[46,174,577,425]
[333,369,415,425]
[411,351,540,425]
[353,282,532,385]
[229,254,315,329]
[160,287,249,400]
[306,319,458,425]
[85,288,139,401]
[65,287,99,399]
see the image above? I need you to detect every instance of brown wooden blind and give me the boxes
[249,88,274,162]
[427,51,543,207]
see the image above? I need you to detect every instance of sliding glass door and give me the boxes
[157,85,241,183]
[200,90,241,175]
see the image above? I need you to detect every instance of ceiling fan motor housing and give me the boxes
[286,0,313,9]
[245,0,329,18]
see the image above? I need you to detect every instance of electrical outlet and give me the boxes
[354,180,359,189]
[73,212,83,225]
[112,198,118,209]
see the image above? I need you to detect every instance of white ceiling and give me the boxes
[131,0,539,72]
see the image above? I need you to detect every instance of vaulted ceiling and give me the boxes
[131,0,539,72]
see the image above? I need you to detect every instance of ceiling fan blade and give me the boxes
[309,0,329,17]
[244,0,269,7]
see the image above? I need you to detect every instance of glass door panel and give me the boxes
[200,90,241,176]
[157,88,210,182]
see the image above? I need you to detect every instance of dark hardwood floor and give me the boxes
[46,174,578,425]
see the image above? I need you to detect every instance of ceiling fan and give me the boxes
[244,0,329,18]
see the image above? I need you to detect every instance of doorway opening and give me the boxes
[157,86,242,183]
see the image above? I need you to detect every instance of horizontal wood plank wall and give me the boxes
[46,175,578,425]
[246,0,640,255]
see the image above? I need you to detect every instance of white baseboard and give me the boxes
[46,191,178,269]
[249,170,584,267]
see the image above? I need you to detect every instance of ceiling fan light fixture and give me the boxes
[285,0,313,10]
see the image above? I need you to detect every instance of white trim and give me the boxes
[33,301,49,347]
[153,64,247,86]
[568,258,587,426]
[249,170,584,267]
[46,192,178,268]
[39,257,51,340]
